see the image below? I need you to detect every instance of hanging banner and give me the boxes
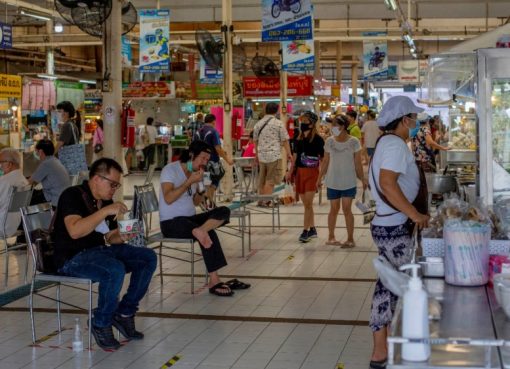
[398,60,419,84]
[121,36,132,67]
[281,40,314,72]
[22,78,56,111]
[139,9,170,73]
[419,59,428,82]
[243,75,313,97]
[199,57,223,84]
[261,0,313,42]
[0,22,12,49]
[363,32,388,81]
[56,81,84,110]
[0,74,21,99]
[122,81,175,99]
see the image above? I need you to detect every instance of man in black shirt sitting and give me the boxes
[53,158,157,351]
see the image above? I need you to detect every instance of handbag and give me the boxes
[207,161,225,183]
[94,143,104,154]
[128,191,147,248]
[31,228,57,274]
[59,123,88,175]
[355,189,376,224]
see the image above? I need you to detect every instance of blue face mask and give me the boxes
[407,117,419,138]
[186,160,193,172]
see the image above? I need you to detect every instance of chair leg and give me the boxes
[248,212,252,252]
[23,246,30,284]
[190,241,195,294]
[3,236,8,287]
[56,283,62,332]
[88,281,92,350]
[271,203,275,233]
[240,215,245,258]
[277,201,281,230]
[159,242,163,287]
[29,278,36,343]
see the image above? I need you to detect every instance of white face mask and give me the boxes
[56,111,64,124]
[331,126,341,137]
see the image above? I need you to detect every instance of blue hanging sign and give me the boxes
[121,36,132,67]
[362,32,388,81]
[0,22,12,49]
[199,56,223,84]
[139,9,170,73]
[261,0,313,42]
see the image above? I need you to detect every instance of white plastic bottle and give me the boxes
[399,264,430,362]
[72,317,83,352]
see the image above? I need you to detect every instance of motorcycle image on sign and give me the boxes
[271,0,301,18]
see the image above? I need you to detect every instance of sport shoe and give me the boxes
[299,230,310,243]
[112,314,144,340]
[90,324,121,351]
[308,227,318,238]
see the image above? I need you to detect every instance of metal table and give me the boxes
[388,279,503,368]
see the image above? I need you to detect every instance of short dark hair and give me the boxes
[265,102,279,115]
[346,110,357,120]
[367,110,376,119]
[35,139,55,156]
[302,111,318,124]
[196,113,204,121]
[56,101,75,118]
[96,119,104,129]
[89,158,123,178]
[146,117,154,125]
[334,114,350,129]
[180,140,213,162]
[204,114,216,124]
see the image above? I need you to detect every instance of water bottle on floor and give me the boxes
[72,317,83,352]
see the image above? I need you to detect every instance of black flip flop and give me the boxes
[369,358,387,369]
[209,283,234,297]
[225,279,251,290]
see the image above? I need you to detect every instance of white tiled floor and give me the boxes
[0,172,377,369]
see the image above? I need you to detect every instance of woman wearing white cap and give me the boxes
[367,96,430,369]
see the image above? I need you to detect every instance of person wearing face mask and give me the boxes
[286,111,324,243]
[367,96,430,369]
[317,115,367,248]
[412,115,450,172]
[159,140,250,297]
[0,148,29,242]
[55,101,79,154]
[28,139,71,208]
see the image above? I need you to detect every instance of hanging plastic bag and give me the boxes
[282,183,295,205]
[355,189,376,224]
[373,257,410,297]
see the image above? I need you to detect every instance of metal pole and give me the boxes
[46,19,54,75]
[222,0,233,201]
[336,41,342,94]
[102,0,123,193]
[280,64,288,182]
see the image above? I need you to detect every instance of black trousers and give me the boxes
[160,206,230,273]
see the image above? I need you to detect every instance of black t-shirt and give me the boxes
[53,181,117,268]
[294,134,325,168]
[59,121,79,146]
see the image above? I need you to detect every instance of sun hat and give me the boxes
[376,96,424,127]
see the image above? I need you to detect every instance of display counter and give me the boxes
[388,278,505,368]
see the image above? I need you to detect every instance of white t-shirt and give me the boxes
[146,125,158,144]
[0,169,29,237]
[369,135,419,226]
[361,120,381,148]
[324,136,361,190]
[159,162,197,222]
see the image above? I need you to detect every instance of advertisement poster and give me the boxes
[282,40,314,72]
[243,75,313,97]
[122,81,176,99]
[261,0,313,42]
[0,74,21,99]
[362,32,388,81]
[139,9,170,73]
[121,36,132,67]
[0,22,12,49]
[398,60,419,84]
[199,57,223,84]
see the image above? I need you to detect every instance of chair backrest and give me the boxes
[20,203,54,274]
[134,184,159,214]
[143,164,157,185]
[8,186,33,213]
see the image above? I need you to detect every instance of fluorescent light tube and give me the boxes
[20,8,51,21]
[37,74,58,80]
[384,0,398,11]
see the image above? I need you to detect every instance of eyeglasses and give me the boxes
[98,174,121,190]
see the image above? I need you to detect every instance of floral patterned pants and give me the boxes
[369,222,414,332]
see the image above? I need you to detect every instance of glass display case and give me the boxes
[477,48,510,205]
[446,110,477,163]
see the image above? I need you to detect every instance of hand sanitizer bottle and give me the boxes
[400,263,430,362]
[72,317,83,352]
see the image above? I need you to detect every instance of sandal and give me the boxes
[209,283,234,297]
[369,358,387,369]
[341,241,356,249]
[225,279,251,290]
[325,240,342,246]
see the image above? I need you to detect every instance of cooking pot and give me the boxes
[425,173,457,194]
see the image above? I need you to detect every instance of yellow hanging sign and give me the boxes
[0,74,22,99]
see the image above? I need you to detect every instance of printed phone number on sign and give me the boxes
[268,29,311,37]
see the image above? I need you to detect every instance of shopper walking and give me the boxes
[55,100,79,153]
[345,110,362,140]
[92,119,104,162]
[318,115,367,247]
[361,110,381,158]
[253,103,292,207]
[287,111,324,243]
[368,96,429,369]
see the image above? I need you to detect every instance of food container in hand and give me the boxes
[118,219,139,234]
[418,256,445,278]
[493,273,510,318]
[444,220,490,286]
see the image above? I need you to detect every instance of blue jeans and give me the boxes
[60,244,157,328]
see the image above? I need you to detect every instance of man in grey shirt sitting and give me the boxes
[29,139,71,208]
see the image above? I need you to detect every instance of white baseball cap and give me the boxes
[377,96,424,128]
